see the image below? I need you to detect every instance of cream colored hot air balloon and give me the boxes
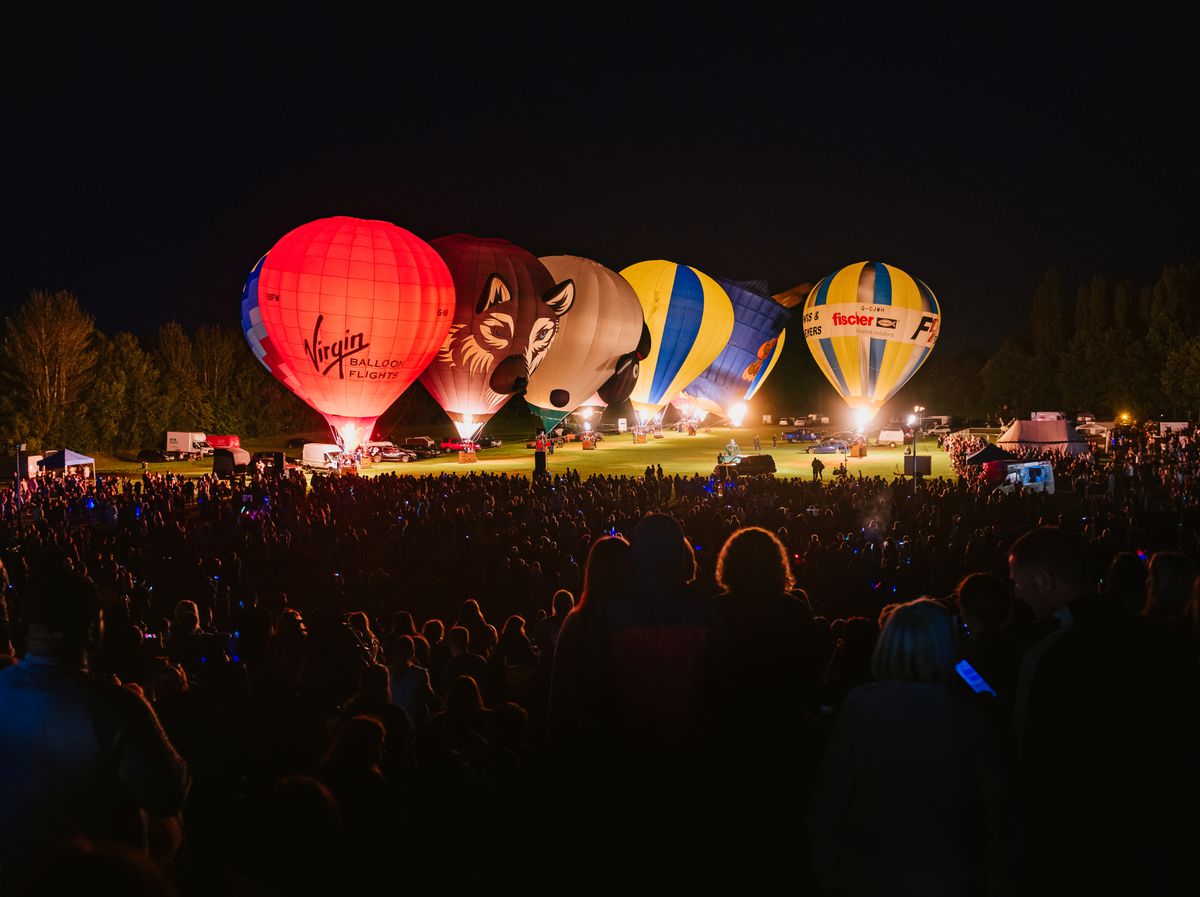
[524,256,648,433]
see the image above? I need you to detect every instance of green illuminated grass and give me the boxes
[90,428,953,480]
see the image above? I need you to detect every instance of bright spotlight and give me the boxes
[854,407,873,432]
[906,414,918,427]
[729,403,748,427]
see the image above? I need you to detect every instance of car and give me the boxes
[807,439,850,454]
[924,425,951,439]
[137,449,169,463]
[777,417,791,426]
[716,454,777,477]
[783,429,820,443]
[364,441,414,462]
[476,435,502,448]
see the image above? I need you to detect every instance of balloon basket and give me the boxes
[634,433,647,444]
[458,451,477,464]
[687,425,697,436]
[582,440,596,451]
[850,444,867,458]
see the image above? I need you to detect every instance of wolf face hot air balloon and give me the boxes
[420,236,576,438]
[801,261,940,424]
[620,260,734,422]
[241,216,454,453]
[523,255,648,433]
[680,278,793,424]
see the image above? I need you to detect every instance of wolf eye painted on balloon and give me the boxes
[420,235,575,439]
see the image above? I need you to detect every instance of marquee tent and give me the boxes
[996,419,1088,455]
[965,443,1017,466]
[37,450,96,470]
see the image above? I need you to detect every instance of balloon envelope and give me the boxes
[620,260,734,421]
[241,216,454,452]
[801,261,941,417]
[524,255,646,432]
[419,235,575,438]
[682,278,792,416]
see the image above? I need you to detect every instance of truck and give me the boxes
[302,443,341,470]
[165,431,211,459]
[205,434,241,449]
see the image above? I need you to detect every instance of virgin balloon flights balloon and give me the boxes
[801,261,941,426]
[680,278,793,425]
[524,255,648,433]
[241,216,455,453]
[419,236,576,439]
[620,260,734,423]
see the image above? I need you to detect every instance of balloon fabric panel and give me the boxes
[242,217,454,450]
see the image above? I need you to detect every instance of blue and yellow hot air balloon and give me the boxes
[802,261,941,425]
[620,261,735,422]
[680,278,793,425]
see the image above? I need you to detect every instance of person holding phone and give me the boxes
[807,598,1020,895]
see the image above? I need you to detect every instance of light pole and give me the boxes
[908,405,925,494]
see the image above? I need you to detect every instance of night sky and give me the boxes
[6,9,1197,352]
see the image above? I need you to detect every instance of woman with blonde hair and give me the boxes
[807,598,1020,896]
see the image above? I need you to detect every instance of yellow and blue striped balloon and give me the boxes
[620,260,735,421]
[802,261,941,415]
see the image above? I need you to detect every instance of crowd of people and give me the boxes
[1,424,1199,894]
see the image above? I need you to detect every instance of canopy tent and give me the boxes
[37,450,96,470]
[965,443,1017,466]
[996,419,1088,455]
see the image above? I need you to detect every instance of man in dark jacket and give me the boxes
[1010,527,1195,894]
[0,568,189,885]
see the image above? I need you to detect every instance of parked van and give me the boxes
[998,461,1055,494]
[302,443,341,470]
[166,431,211,458]
[875,429,907,447]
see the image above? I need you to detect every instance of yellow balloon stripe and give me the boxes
[623,261,734,416]
[745,327,786,401]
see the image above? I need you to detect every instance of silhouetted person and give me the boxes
[1010,527,1195,894]
[0,569,189,885]
[808,598,1020,895]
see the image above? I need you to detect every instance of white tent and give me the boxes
[996,419,1088,455]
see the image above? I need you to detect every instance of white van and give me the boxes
[998,461,1055,494]
[166,431,211,458]
[302,443,341,470]
[875,429,906,447]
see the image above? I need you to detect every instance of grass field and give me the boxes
[91,427,954,480]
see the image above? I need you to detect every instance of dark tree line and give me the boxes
[893,264,1200,422]
[3,266,1197,451]
[0,291,320,452]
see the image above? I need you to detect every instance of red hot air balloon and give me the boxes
[241,216,454,453]
[419,235,576,438]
